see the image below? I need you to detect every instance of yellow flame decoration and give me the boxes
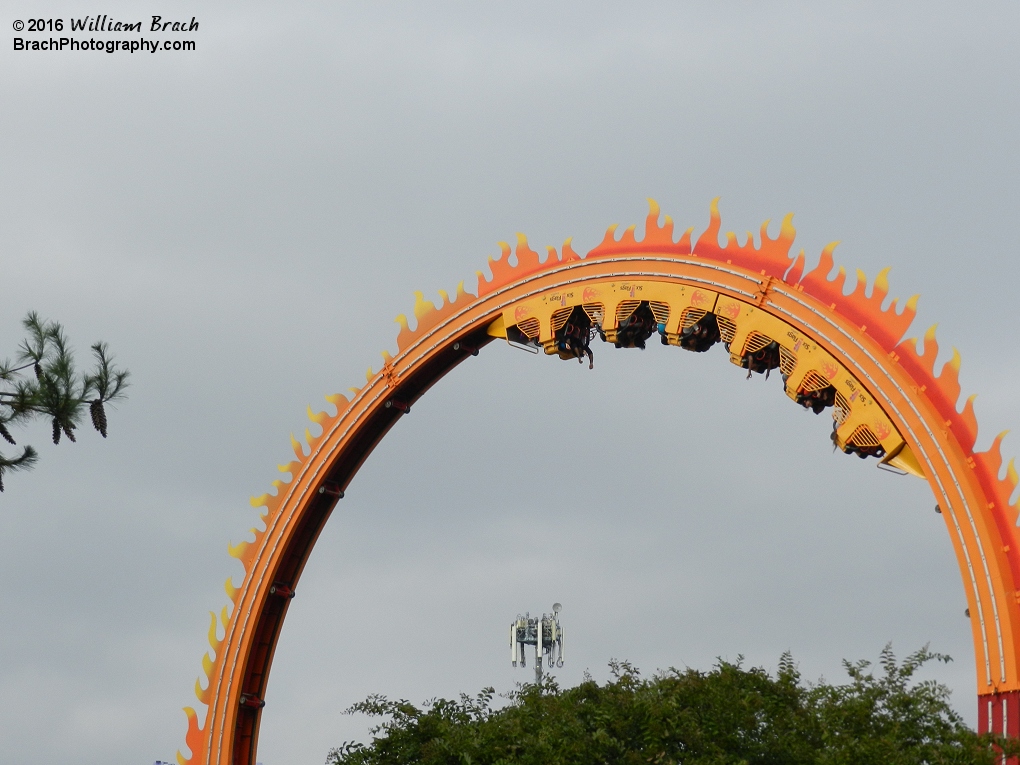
[181,199,1018,764]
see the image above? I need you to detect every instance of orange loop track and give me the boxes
[179,201,1020,764]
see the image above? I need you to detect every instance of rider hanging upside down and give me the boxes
[796,385,836,414]
[678,313,721,353]
[554,306,596,369]
[614,303,657,349]
[741,340,782,378]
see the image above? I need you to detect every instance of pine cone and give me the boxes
[90,400,108,438]
[0,423,15,445]
[63,424,76,443]
[52,418,61,445]
[34,362,42,381]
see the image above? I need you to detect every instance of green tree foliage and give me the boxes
[327,646,1020,765]
[0,312,129,491]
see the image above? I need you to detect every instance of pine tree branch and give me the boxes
[0,445,39,492]
[0,359,40,380]
[1,312,129,491]
[84,342,129,403]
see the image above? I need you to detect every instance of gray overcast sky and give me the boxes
[2,2,1019,763]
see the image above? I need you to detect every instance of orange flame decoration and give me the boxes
[177,394,349,764]
[180,200,1019,763]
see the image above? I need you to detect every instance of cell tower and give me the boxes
[510,603,564,683]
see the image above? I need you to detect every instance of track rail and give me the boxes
[179,202,1020,763]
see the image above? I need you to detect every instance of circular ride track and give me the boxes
[179,201,1020,765]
